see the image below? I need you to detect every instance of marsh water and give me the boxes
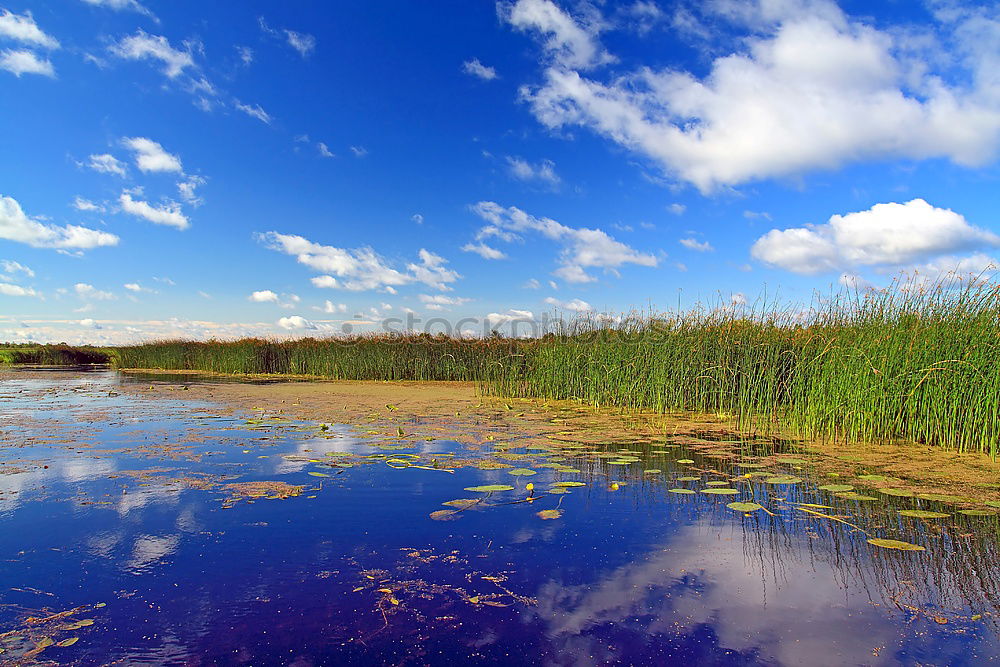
[1,370,998,666]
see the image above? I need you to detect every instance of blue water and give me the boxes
[1,370,997,665]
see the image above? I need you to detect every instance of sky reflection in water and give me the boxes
[0,370,997,665]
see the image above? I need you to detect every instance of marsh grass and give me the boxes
[0,343,110,365]
[47,275,1000,457]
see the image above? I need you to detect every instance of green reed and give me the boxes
[98,275,1000,457]
[0,343,110,365]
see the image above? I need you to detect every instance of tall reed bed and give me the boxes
[105,276,1000,456]
[110,335,535,382]
[0,344,110,365]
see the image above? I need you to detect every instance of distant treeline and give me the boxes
[9,277,1000,456]
[0,343,111,365]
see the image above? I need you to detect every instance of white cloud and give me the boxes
[515,2,1000,191]
[0,282,36,297]
[73,196,104,212]
[177,175,205,206]
[544,296,592,312]
[0,194,119,250]
[502,0,612,69]
[258,232,460,292]
[731,292,747,305]
[110,30,193,78]
[80,0,154,18]
[411,213,423,225]
[2,260,34,277]
[463,58,498,80]
[236,46,253,65]
[679,237,713,252]
[523,278,541,289]
[277,315,316,330]
[119,192,189,230]
[75,283,115,300]
[0,49,54,77]
[0,10,59,49]
[418,294,472,311]
[667,203,686,215]
[486,308,534,325]
[506,156,561,187]
[123,282,155,293]
[751,199,1000,274]
[470,201,656,283]
[317,300,348,314]
[350,146,368,157]
[461,242,507,260]
[87,153,127,176]
[317,142,334,158]
[122,137,182,173]
[79,318,102,329]
[249,290,279,303]
[235,100,271,124]
[284,30,315,57]
[744,210,773,221]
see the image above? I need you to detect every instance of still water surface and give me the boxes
[0,370,997,665]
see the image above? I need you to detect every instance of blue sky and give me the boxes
[1,0,999,343]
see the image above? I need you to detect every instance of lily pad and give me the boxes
[858,474,889,482]
[959,509,997,516]
[676,459,695,464]
[985,501,1000,509]
[706,481,731,486]
[308,471,330,477]
[537,509,563,520]
[552,481,586,487]
[643,469,662,474]
[764,475,802,485]
[775,457,808,464]
[464,484,515,493]
[701,488,740,495]
[818,484,854,492]
[878,488,914,497]
[668,488,695,494]
[917,493,969,503]
[867,538,925,551]
[678,476,701,482]
[835,492,879,501]
[899,510,950,519]
[508,468,537,476]
[429,510,459,521]
[606,460,632,466]
[56,637,79,647]
[727,501,764,512]
[442,498,479,509]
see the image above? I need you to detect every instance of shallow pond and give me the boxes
[1,370,998,665]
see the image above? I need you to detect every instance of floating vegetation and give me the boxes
[899,510,951,519]
[464,484,514,493]
[727,501,764,512]
[668,488,695,494]
[507,468,537,476]
[819,484,854,492]
[222,481,305,507]
[867,538,926,552]
[536,509,563,520]
[700,488,739,495]
[878,488,915,497]
[764,475,802,485]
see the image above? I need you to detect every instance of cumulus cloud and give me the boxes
[122,137,182,173]
[0,49,54,77]
[87,153,127,176]
[75,283,115,300]
[79,318,102,329]
[0,10,59,49]
[506,156,561,187]
[679,238,713,252]
[486,308,535,326]
[502,0,612,69]
[469,201,656,283]
[2,260,34,277]
[461,242,507,260]
[418,294,472,311]
[235,100,271,124]
[667,203,686,215]
[176,175,205,206]
[277,315,316,330]
[249,290,278,303]
[1,194,119,250]
[123,282,155,293]
[73,196,104,212]
[750,199,999,274]
[0,282,36,297]
[511,0,1000,191]
[317,300,348,314]
[463,58,498,80]
[544,296,592,311]
[119,192,189,230]
[350,146,368,157]
[110,30,193,78]
[317,142,334,158]
[258,232,460,292]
